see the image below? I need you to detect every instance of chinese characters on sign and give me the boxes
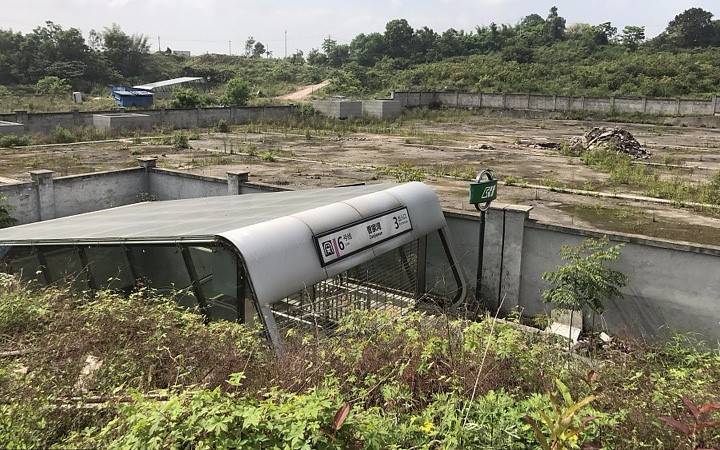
[315,207,413,266]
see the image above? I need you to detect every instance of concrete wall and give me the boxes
[93,113,151,132]
[0,106,296,135]
[362,100,402,119]
[0,121,24,136]
[517,222,720,341]
[0,160,268,224]
[312,101,363,119]
[392,91,720,118]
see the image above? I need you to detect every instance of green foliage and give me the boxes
[0,134,31,148]
[524,379,598,450]
[47,125,106,144]
[260,150,275,162]
[223,77,251,106]
[0,197,17,229]
[542,237,628,315]
[35,76,71,95]
[376,164,426,182]
[0,280,718,448]
[171,89,204,109]
[172,132,190,149]
[215,119,229,133]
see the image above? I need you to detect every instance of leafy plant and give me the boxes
[0,134,31,148]
[171,88,204,109]
[659,396,720,450]
[260,151,276,162]
[173,132,190,149]
[223,77,251,106]
[542,237,628,316]
[0,196,18,228]
[216,119,230,133]
[524,379,598,450]
[35,76,71,95]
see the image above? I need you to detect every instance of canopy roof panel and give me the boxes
[0,184,401,245]
[134,77,204,91]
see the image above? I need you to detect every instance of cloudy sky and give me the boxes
[1,1,718,56]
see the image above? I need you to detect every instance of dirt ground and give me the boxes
[2,114,719,247]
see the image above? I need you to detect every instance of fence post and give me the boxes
[227,171,249,195]
[29,170,55,221]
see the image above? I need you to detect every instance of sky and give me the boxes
[1,1,719,57]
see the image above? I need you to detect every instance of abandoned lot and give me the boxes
[2,110,720,247]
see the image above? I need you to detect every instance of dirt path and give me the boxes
[277,80,331,101]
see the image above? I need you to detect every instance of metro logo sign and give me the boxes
[469,179,498,204]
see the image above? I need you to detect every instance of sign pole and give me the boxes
[468,170,497,305]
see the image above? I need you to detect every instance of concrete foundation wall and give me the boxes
[149,170,227,201]
[53,169,145,217]
[392,91,720,118]
[312,101,363,119]
[93,113,151,133]
[362,100,403,119]
[0,106,295,135]
[0,181,39,224]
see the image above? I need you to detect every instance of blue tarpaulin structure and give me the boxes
[110,86,154,107]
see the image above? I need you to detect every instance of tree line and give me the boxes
[0,7,718,98]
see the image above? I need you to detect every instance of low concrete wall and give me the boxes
[392,91,720,118]
[0,160,270,225]
[93,113,151,132]
[517,222,720,341]
[0,106,296,135]
[0,121,24,136]
[312,101,363,119]
[362,100,402,119]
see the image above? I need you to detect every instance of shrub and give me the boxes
[173,132,190,149]
[223,77,251,106]
[35,76,71,95]
[216,119,230,133]
[0,197,18,228]
[0,134,31,148]
[171,89,204,108]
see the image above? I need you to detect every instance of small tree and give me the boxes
[0,196,18,228]
[542,237,628,317]
[36,76,71,95]
[171,88,203,108]
[223,78,251,106]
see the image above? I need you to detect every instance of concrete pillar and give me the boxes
[137,157,157,197]
[30,170,55,221]
[137,157,157,170]
[479,92,484,109]
[72,108,81,126]
[526,94,531,109]
[502,93,507,109]
[643,97,648,114]
[676,97,681,116]
[712,95,717,115]
[552,95,557,112]
[610,97,615,112]
[159,107,166,126]
[14,110,28,125]
[227,171,249,195]
[581,96,586,111]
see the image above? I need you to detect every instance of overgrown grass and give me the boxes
[0,276,718,448]
[581,145,720,206]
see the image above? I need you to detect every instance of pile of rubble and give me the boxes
[584,126,651,159]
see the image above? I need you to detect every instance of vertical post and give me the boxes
[30,170,56,221]
[476,209,486,303]
[469,170,497,305]
[227,171,249,195]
